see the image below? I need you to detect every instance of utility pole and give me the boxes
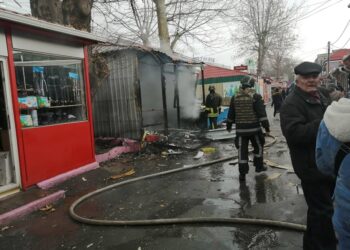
[327,41,330,75]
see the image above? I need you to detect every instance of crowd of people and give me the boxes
[219,54,350,250]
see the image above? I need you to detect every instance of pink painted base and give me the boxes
[0,190,65,225]
[37,162,99,190]
[96,139,140,163]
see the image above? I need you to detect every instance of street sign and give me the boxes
[234,65,248,70]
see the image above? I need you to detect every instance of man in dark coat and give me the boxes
[280,62,336,250]
[226,76,270,181]
[271,88,283,117]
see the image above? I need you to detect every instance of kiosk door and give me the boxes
[0,59,20,194]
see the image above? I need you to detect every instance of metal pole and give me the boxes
[327,41,330,75]
[173,64,181,128]
[201,63,205,105]
[160,64,168,135]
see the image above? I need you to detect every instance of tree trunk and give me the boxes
[153,0,171,53]
[62,0,93,31]
[30,0,63,24]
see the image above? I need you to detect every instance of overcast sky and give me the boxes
[2,0,350,68]
[194,0,350,67]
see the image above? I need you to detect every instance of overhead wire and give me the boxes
[331,19,350,45]
[297,0,345,22]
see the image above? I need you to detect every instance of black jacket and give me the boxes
[280,86,332,183]
[227,89,270,136]
[271,92,283,109]
[205,92,222,115]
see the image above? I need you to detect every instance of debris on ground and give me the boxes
[109,169,135,180]
[39,204,56,213]
[201,147,216,154]
[265,173,282,181]
[264,159,294,172]
[86,243,94,248]
[229,159,238,165]
[166,149,183,155]
[81,177,87,182]
[193,151,204,159]
[1,226,10,232]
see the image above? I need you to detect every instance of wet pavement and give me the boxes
[0,107,306,249]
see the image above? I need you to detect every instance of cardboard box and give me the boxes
[20,115,33,127]
[0,152,12,185]
[37,96,50,108]
[18,96,38,109]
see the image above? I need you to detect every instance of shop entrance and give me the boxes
[0,59,20,194]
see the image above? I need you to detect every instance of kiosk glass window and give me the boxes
[14,51,87,128]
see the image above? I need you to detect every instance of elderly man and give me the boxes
[280,62,336,250]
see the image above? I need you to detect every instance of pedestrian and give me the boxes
[327,83,344,101]
[331,54,350,97]
[280,61,336,250]
[226,76,270,182]
[316,98,350,250]
[281,88,287,100]
[205,85,222,129]
[271,88,283,117]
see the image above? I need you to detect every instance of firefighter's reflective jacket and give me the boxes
[227,89,270,136]
[205,92,222,118]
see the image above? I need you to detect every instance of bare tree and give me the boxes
[93,0,158,46]
[229,0,302,76]
[93,0,231,51]
[265,30,298,80]
[29,0,107,94]
[153,0,171,52]
[30,0,63,24]
[30,0,93,31]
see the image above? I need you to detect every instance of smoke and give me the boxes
[177,65,200,119]
[139,56,200,129]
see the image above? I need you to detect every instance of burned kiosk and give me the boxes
[0,10,103,195]
[93,46,199,140]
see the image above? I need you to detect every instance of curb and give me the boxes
[0,190,65,226]
[96,140,140,163]
[37,162,99,190]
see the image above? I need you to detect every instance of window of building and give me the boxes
[14,51,87,128]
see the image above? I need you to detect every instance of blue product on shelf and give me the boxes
[18,96,38,109]
[20,115,33,127]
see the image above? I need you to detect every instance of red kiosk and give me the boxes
[0,10,103,194]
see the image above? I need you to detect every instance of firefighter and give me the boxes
[226,76,270,181]
[205,85,222,129]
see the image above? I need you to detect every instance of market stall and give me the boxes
[0,10,103,193]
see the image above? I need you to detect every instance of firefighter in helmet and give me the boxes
[226,76,270,181]
[205,85,222,129]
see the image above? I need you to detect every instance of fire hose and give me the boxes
[69,134,306,232]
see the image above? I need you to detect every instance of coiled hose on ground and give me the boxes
[69,135,306,232]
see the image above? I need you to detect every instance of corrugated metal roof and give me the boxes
[200,64,247,79]
[0,8,105,42]
[95,43,201,65]
[330,49,350,61]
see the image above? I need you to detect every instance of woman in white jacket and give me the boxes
[316,98,350,250]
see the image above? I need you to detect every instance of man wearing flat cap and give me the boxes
[280,62,336,249]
